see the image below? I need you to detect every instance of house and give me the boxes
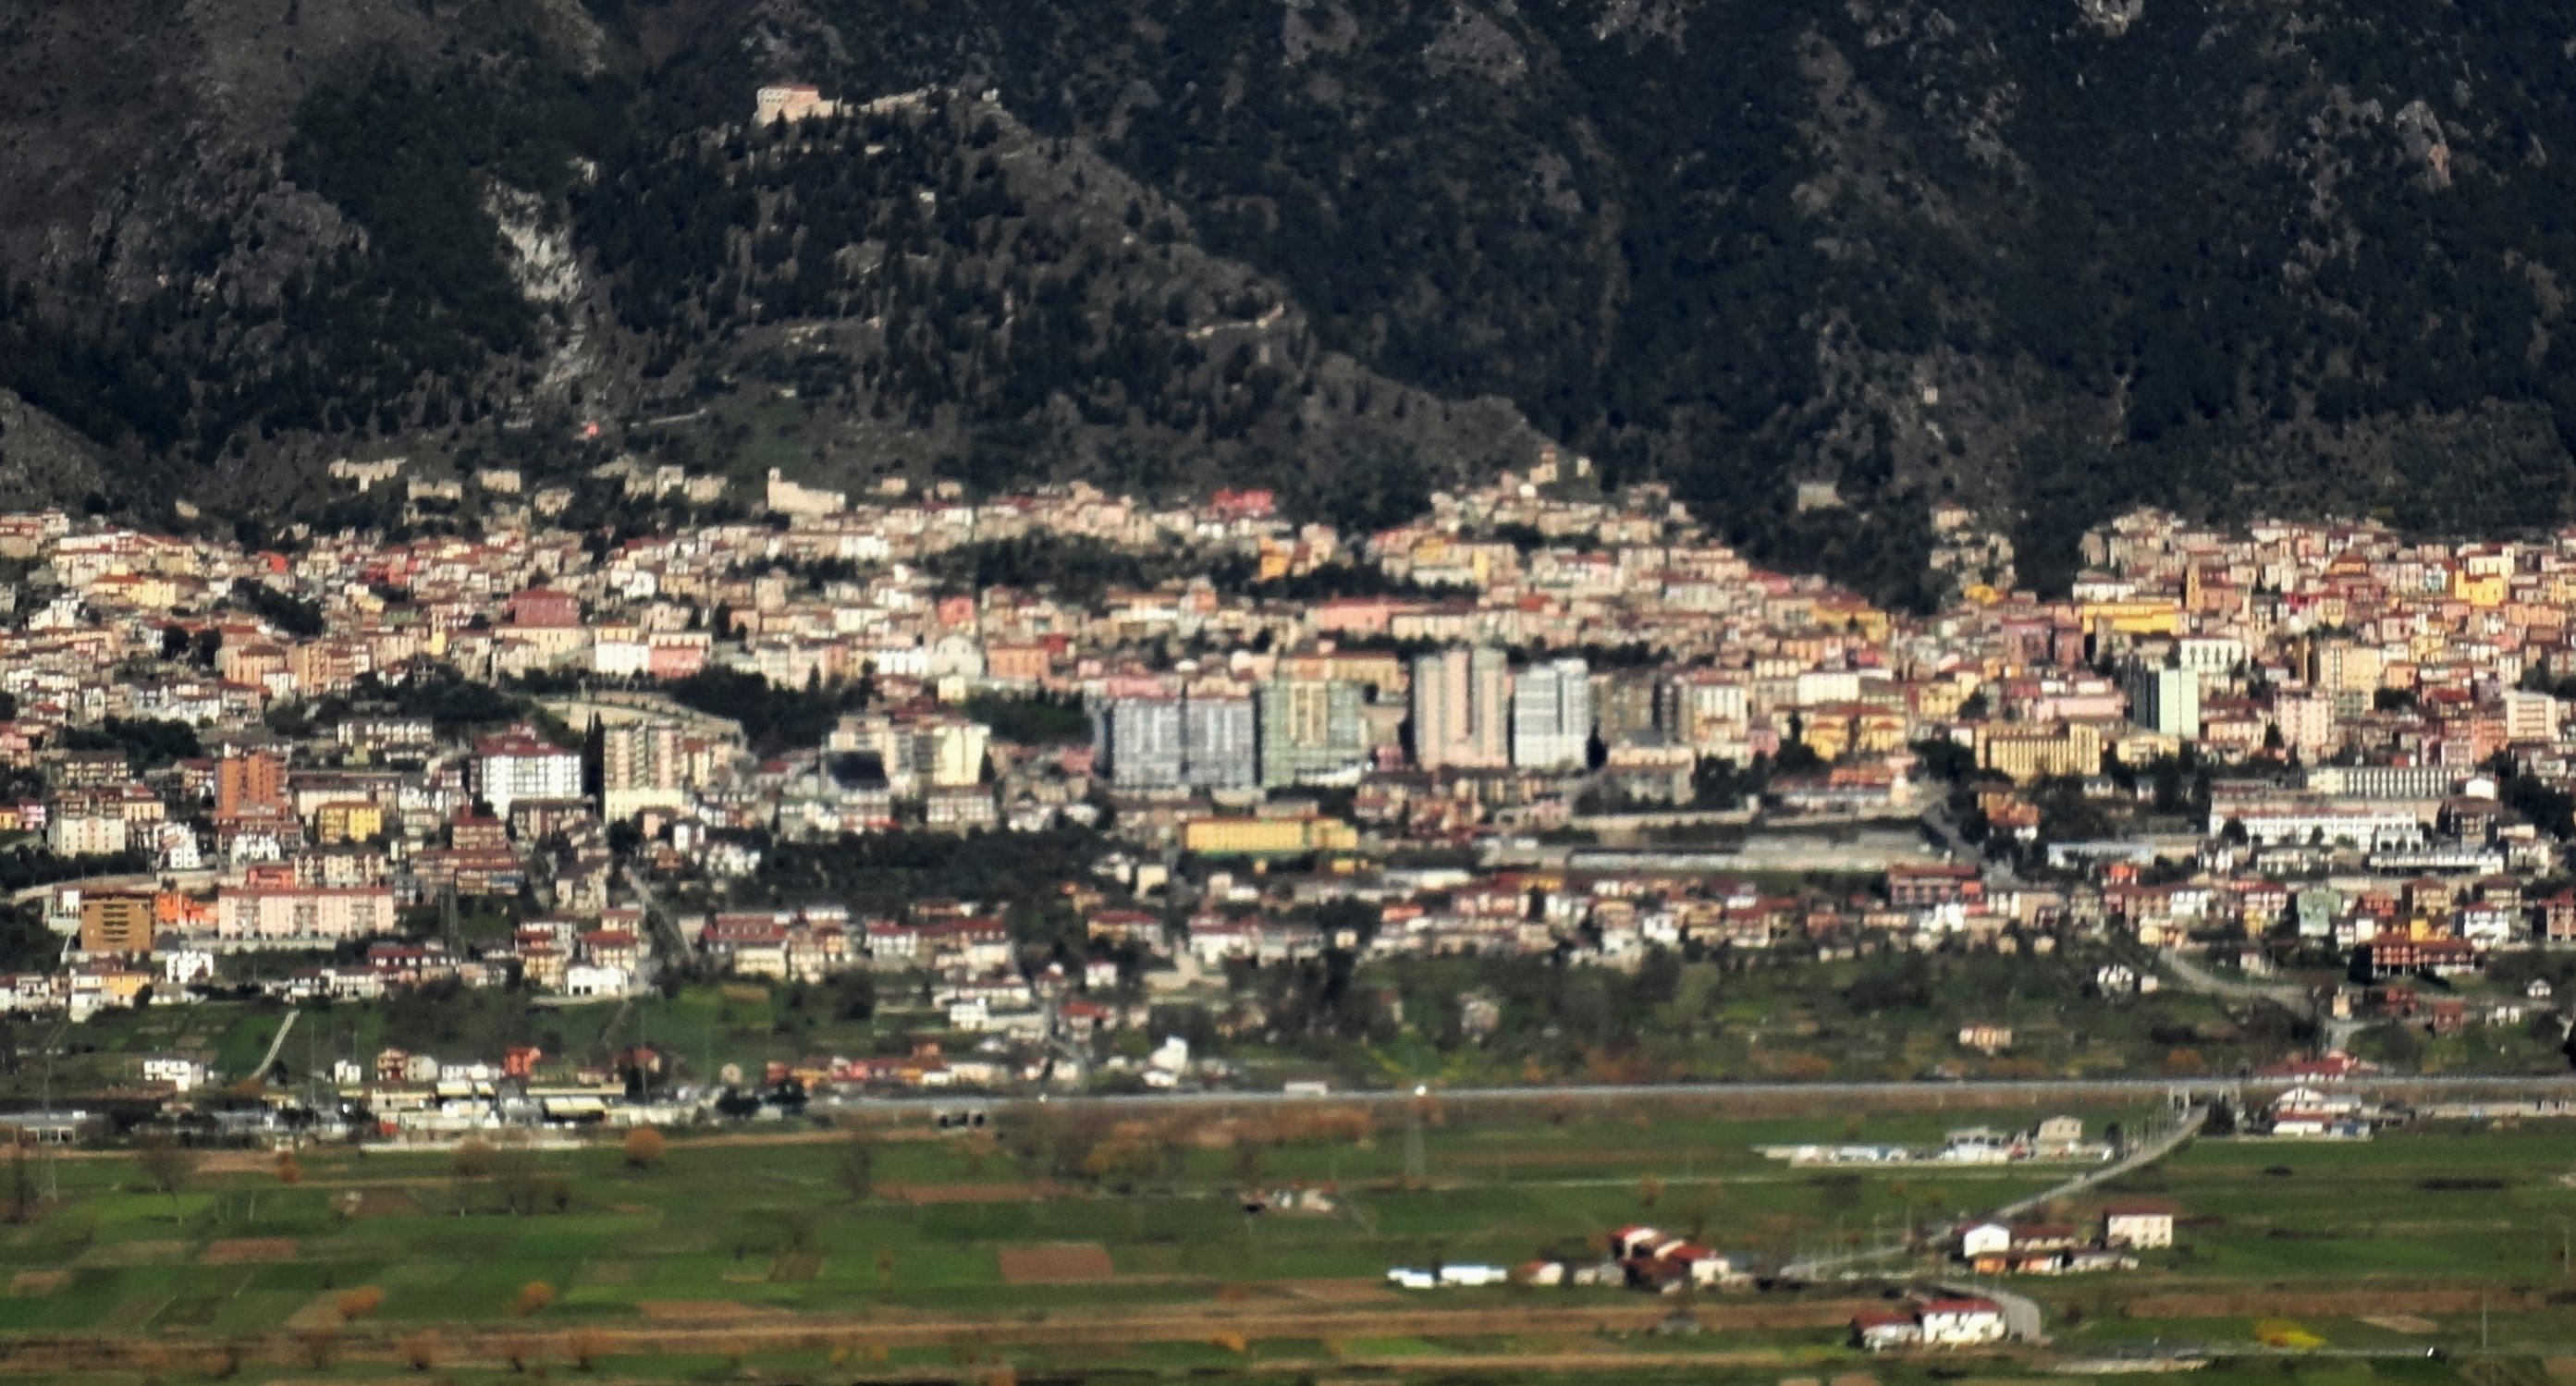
[1853,1309,1923,1352]
[2270,1108,2369,1139]
[2103,1203,2177,1250]
[2007,1223,2084,1254]
[140,1055,209,1092]
[1939,1127,2018,1163]
[1611,1225,1664,1259]
[1919,1298,2009,1346]
[1958,1221,2012,1262]
[1957,1023,2013,1054]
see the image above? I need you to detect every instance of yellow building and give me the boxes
[2450,569,2507,607]
[1253,538,1296,582]
[1798,714,1852,761]
[314,801,386,844]
[1182,816,1360,856]
[1812,596,1892,642]
[1975,721,2104,784]
[2110,729,2180,767]
[1912,675,1980,720]
[1853,708,1911,754]
[2078,598,2184,638]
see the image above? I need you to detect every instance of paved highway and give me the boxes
[821,1070,2575,1113]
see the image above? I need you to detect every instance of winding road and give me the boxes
[1778,1101,2211,1342]
[2157,947,2312,1012]
[2157,947,2366,1049]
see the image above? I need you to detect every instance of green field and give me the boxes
[0,1098,2115,1371]
[7,1102,2576,1381]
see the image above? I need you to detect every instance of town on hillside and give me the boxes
[1,451,2574,1130]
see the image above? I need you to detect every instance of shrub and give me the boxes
[276,1153,302,1185]
[335,1286,385,1320]
[622,1127,667,1170]
[400,1331,440,1371]
[511,1281,557,1318]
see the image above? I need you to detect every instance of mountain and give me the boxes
[0,387,104,512]
[8,0,2576,602]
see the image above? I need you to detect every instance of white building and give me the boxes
[47,811,128,858]
[563,963,633,999]
[1920,1298,2008,1346]
[2128,663,2201,740]
[2103,1205,2176,1249]
[141,1056,208,1092]
[160,950,216,987]
[154,821,203,872]
[473,732,583,819]
[2209,796,2423,851]
[1958,1222,2012,1259]
[1511,657,1592,770]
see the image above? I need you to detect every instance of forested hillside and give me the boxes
[6,0,2576,601]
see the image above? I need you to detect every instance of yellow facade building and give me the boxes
[1975,721,2105,784]
[1182,816,1360,856]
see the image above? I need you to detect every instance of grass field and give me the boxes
[8,1101,2576,1380]
[0,1098,2110,1361]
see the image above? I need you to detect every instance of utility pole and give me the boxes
[1404,1091,1427,1183]
[36,1024,60,1202]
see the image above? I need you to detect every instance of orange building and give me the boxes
[216,750,286,817]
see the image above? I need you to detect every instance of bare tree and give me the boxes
[135,1132,200,1218]
[835,1130,877,1202]
[1228,1139,1266,1194]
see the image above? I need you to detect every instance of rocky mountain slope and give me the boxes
[6,0,2576,601]
[0,388,104,512]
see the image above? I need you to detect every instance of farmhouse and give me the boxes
[1920,1297,2009,1345]
[1959,1221,2011,1262]
[1619,1226,1742,1286]
[2103,1202,2176,1249]
[2266,1084,2373,1138]
[1852,1308,1922,1352]
[1959,1215,2152,1275]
